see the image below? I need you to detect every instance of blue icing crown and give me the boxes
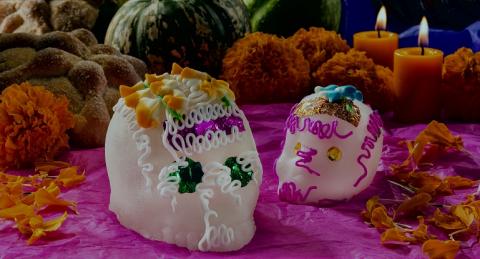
[314,85,364,103]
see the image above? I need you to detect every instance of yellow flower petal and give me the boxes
[56,167,85,188]
[33,187,76,211]
[24,212,68,245]
[361,196,386,221]
[381,227,413,244]
[412,216,436,243]
[422,239,460,259]
[0,193,15,209]
[34,160,71,172]
[396,192,432,217]
[371,206,395,229]
[0,203,34,219]
[451,205,476,228]
[432,208,465,230]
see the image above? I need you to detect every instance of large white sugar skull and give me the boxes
[105,64,262,252]
[275,85,383,204]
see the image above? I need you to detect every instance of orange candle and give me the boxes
[353,6,398,68]
[393,17,444,122]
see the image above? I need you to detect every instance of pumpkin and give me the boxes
[105,0,250,75]
[245,0,342,37]
[373,0,480,30]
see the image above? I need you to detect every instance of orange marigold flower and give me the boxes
[288,27,350,74]
[221,32,310,103]
[313,49,395,112]
[0,83,74,168]
[442,47,480,121]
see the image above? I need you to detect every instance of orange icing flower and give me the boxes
[163,93,185,111]
[120,82,146,98]
[0,83,74,169]
[200,79,235,101]
[135,98,161,128]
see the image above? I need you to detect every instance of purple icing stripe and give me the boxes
[354,112,383,187]
[279,182,317,203]
[295,147,321,176]
[286,114,353,140]
[165,115,245,144]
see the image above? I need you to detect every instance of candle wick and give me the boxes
[421,44,425,55]
[377,29,381,38]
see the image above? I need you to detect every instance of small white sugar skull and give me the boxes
[105,64,262,251]
[275,85,383,204]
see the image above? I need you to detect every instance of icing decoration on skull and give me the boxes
[275,84,383,205]
[105,63,263,251]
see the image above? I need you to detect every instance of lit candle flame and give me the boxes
[375,6,387,31]
[418,16,429,47]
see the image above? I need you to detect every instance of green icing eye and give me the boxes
[168,157,254,193]
[224,157,254,187]
[168,158,204,193]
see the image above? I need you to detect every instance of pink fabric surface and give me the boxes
[2,103,480,259]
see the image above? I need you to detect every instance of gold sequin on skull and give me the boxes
[327,146,342,161]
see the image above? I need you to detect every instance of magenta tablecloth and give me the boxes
[2,104,480,259]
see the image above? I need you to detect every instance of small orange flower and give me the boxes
[0,83,74,169]
[0,203,35,220]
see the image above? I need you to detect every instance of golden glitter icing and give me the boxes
[294,97,361,127]
[327,146,342,161]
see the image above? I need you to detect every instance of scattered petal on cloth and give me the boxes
[1,104,480,258]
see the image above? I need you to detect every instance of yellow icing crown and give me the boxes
[119,63,236,128]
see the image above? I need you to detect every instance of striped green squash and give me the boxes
[105,0,250,75]
[245,0,341,37]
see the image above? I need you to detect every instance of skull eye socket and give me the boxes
[327,146,342,161]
